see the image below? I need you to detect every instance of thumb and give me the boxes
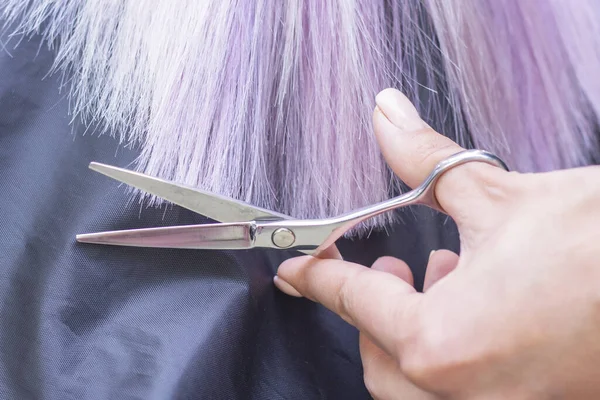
[373,88,509,224]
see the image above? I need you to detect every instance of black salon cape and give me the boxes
[0,34,461,400]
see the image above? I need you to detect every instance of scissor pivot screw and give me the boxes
[272,228,296,248]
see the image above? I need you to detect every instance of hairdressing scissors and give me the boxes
[76,150,508,256]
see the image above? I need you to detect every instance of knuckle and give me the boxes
[415,137,458,168]
[334,269,366,323]
[362,366,382,398]
[482,169,527,201]
[440,162,526,226]
[400,346,440,388]
[400,326,489,395]
[401,348,451,391]
[361,353,397,400]
[398,316,463,390]
[361,342,386,397]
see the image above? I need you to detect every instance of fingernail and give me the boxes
[375,88,426,132]
[273,276,303,298]
[428,250,436,262]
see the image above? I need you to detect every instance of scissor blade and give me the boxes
[89,162,289,222]
[76,222,254,250]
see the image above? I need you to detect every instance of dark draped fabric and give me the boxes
[0,33,460,399]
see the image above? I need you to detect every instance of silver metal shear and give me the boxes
[76,150,508,256]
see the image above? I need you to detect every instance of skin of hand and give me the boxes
[273,88,600,399]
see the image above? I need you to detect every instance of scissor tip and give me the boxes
[76,232,105,244]
[88,161,107,172]
[76,233,91,242]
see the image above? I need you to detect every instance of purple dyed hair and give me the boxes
[2,0,598,235]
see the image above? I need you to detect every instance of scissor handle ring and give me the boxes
[425,149,510,212]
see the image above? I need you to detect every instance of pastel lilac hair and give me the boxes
[2,0,598,235]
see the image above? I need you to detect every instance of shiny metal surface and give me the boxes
[254,149,508,256]
[89,162,289,222]
[77,150,508,254]
[76,222,255,249]
[271,228,296,248]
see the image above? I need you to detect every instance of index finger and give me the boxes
[276,255,423,359]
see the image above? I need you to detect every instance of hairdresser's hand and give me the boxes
[274,88,600,399]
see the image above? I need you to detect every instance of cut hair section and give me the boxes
[2,0,598,235]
